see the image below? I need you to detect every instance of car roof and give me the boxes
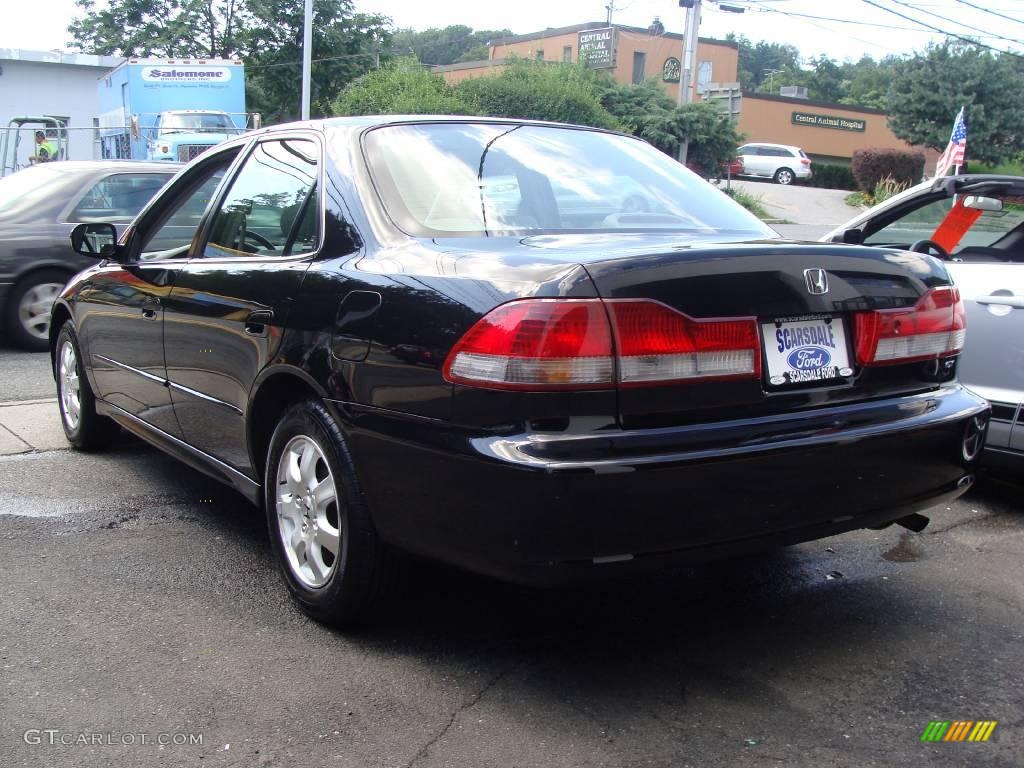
[249,114,631,139]
[739,142,802,151]
[34,160,183,173]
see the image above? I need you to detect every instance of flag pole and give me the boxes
[953,104,964,176]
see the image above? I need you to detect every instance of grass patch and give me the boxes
[845,176,909,209]
[723,186,771,220]
[969,160,1024,176]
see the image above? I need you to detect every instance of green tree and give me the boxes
[727,33,800,92]
[390,25,511,66]
[69,0,247,57]
[838,56,898,110]
[242,0,389,122]
[456,58,618,129]
[597,79,741,172]
[332,57,473,116]
[67,0,389,123]
[886,41,1024,164]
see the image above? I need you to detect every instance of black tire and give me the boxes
[6,269,70,351]
[264,399,393,628]
[773,167,795,185]
[54,322,120,450]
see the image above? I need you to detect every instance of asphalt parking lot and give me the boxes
[1,346,1022,767]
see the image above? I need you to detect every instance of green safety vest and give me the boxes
[37,141,57,160]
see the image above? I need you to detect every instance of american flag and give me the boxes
[934,107,967,178]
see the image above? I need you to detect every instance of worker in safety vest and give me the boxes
[31,131,57,163]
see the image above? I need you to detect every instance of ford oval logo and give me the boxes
[788,346,831,370]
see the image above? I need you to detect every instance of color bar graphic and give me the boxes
[921,721,996,742]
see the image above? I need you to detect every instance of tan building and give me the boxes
[435,22,739,103]
[737,93,927,164]
[432,21,924,164]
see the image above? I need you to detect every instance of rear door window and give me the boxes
[70,173,172,222]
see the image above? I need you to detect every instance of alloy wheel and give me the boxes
[58,340,81,432]
[775,169,794,185]
[18,282,63,340]
[275,435,342,588]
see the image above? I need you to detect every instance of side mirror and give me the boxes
[71,222,121,260]
[841,228,863,245]
[962,195,1003,213]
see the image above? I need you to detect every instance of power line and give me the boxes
[886,0,1024,46]
[953,0,1024,27]
[724,3,918,54]
[860,0,1024,58]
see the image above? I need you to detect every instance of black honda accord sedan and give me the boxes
[52,117,988,626]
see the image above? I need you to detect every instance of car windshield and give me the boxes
[0,164,68,215]
[362,123,776,238]
[160,113,234,134]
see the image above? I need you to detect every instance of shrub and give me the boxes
[804,162,857,191]
[332,58,474,117]
[456,58,619,129]
[872,175,909,204]
[851,148,926,192]
[598,80,742,172]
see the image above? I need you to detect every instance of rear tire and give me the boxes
[54,322,120,450]
[264,399,393,629]
[773,167,795,185]
[7,269,69,351]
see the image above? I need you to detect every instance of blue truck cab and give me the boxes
[97,59,254,162]
[147,109,242,162]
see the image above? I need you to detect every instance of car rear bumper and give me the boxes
[342,386,988,585]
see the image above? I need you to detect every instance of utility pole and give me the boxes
[677,0,701,164]
[300,0,313,120]
[605,1,616,26]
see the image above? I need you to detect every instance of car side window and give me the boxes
[136,153,238,261]
[865,197,1024,252]
[70,173,172,222]
[202,139,319,259]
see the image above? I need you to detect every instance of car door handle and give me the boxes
[244,310,274,336]
[976,295,1024,309]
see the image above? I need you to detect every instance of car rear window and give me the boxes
[360,123,776,239]
[0,164,67,214]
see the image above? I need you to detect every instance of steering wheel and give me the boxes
[621,194,651,214]
[909,239,950,260]
[244,230,277,252]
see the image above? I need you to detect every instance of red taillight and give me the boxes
[800,158,811,166]
[443,299,614,390]
[854,286,966,366]
[606,300,760,385]
[443,299,760,390]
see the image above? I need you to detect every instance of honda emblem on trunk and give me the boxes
[804,268,829,295]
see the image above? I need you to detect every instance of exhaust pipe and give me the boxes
[895,513,930,533]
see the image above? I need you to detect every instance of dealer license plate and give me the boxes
[760,315,853,386]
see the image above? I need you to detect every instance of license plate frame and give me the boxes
[760,314,853,387]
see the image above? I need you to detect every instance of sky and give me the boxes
[4,0,1023,63]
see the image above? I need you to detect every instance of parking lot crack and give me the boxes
[404,665,513,768]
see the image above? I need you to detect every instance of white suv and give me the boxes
[735,143,813,185]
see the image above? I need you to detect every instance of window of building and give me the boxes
[535,49,544,61]
[697,60,712,93]
[632,52,647,84]
[563,46,572,62]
